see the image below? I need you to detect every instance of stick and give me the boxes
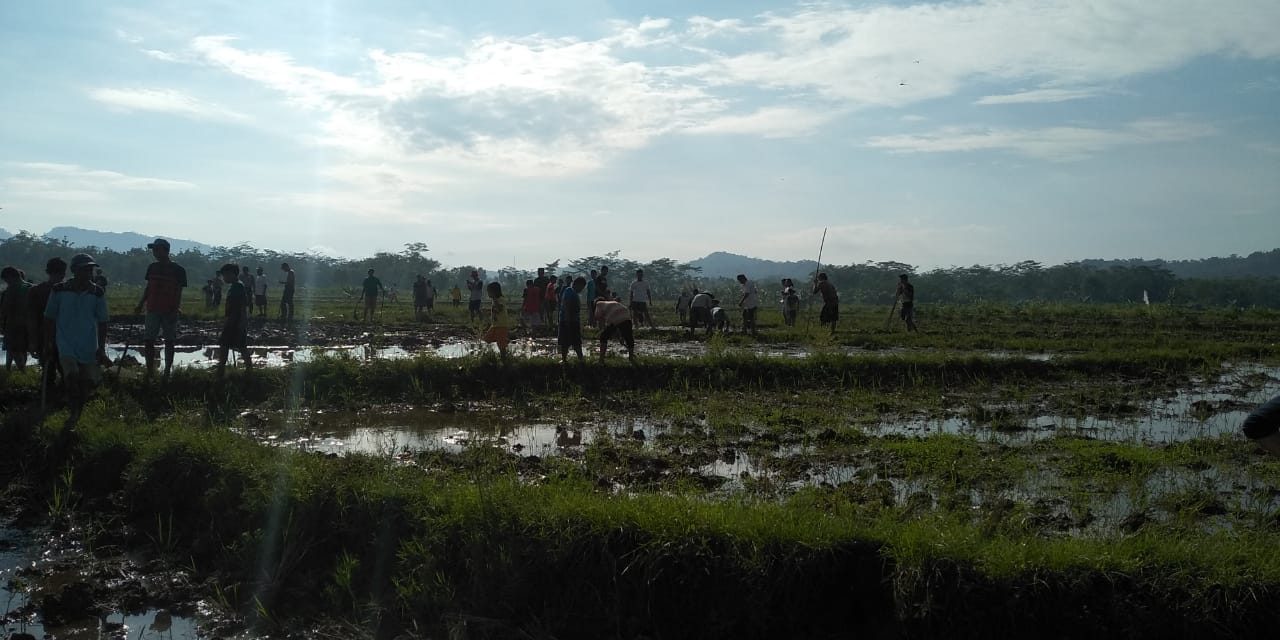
[885,298,898,330]
[805,228,828,332]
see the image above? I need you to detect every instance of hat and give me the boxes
[147,238,171,249]
[70,253,99,270]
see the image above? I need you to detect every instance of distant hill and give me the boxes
[42,226,212,254]
[1078,249,1280,279]
[688,251,815,281]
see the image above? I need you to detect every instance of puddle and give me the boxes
[1,524,204,640]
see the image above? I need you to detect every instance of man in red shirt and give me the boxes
[134,238,187,379]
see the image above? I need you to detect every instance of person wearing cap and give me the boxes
[895,273,917,332]
[135,238,187,379]
[466,270,484,322]
[43,253,110,429]
[1,265,34,371]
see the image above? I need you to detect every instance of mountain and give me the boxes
[1078,249,1280,279]
[42,226,212,254]
[687,251,815,281]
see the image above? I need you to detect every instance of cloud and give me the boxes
[3,162,195,202]
[88,87,249,122]
[687,105,841,138]
[866,118,1215,160]
[975,87,1103,105]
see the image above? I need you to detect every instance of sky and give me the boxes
[1,0,1278,270]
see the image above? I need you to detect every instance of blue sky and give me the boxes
[1,0,1277,270]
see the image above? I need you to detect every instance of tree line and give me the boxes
[1,232,1277,308]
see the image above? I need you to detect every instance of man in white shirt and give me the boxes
[736,274,759,336]
[253,267,269,318]
[628,269,654,329]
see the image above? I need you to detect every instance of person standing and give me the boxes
[675,286,693,327]
[543,277,559,327]
[135,238,187,379]
[895,274,918,332]
[412,275,428,321]
[593,298,636,364]
[239,266,257,316]
[27,258,67,386]
[629,269,654,329]
[558,276,586,364]
[450,284,462,308]
[211,272,223,308]
[466,271,484,322]
[1,266,33,371]
[595,266,610,300]
[254,267,269,318]
[279,262,296,321]
[736,274,759,336]
[217,264,252,374]
[585,270,598,327]
[521,279,543,330]
[482,282,510,360]
[424,279,437,313]
[813,272,839,335]
[781,279,800,328]
[43,254,110,430]
[360,269,384,322]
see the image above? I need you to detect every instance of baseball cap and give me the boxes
[70,253,99,271]
[147,238,171,249]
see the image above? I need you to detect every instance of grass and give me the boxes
[3,302,1280,638]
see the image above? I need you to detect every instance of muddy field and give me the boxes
[4,304,1280,639]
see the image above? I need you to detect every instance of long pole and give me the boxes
[885,297,898,330]
[805,228,827,332]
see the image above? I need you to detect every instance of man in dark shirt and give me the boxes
[558,277,586,364]
[217,263,252,374]
[895,274,917,332]
[28,257,67,386]
[360,269,384,322]
[279,263,296,321]
[134,238,187,380]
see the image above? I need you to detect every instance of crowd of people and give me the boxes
[1,238,1278,456]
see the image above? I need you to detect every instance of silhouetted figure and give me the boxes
[135,238,187,379]
[895,274,917,332]
[814,272,839,335]
[279,262,296,321]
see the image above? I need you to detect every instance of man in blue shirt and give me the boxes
[558,277,586,364]
[43,253,110,430]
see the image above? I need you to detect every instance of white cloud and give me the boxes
[88,87,249,122]
[3,162,195,202]
[688,106,840,138]
[975,87,1103,105]
[866,118,1216,160]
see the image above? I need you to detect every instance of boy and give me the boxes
[781,279,800,327]
[217,264,253,374]
[43,254,110,430]
[482,282,510,360]
[135,238,187,380]
[1,266,33,370]
[593,297,636,364]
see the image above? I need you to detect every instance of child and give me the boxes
[483,281,510,359]
[781,278,800,327]
[217,263,252,374]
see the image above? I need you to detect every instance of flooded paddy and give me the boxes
[1,523,204,640]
